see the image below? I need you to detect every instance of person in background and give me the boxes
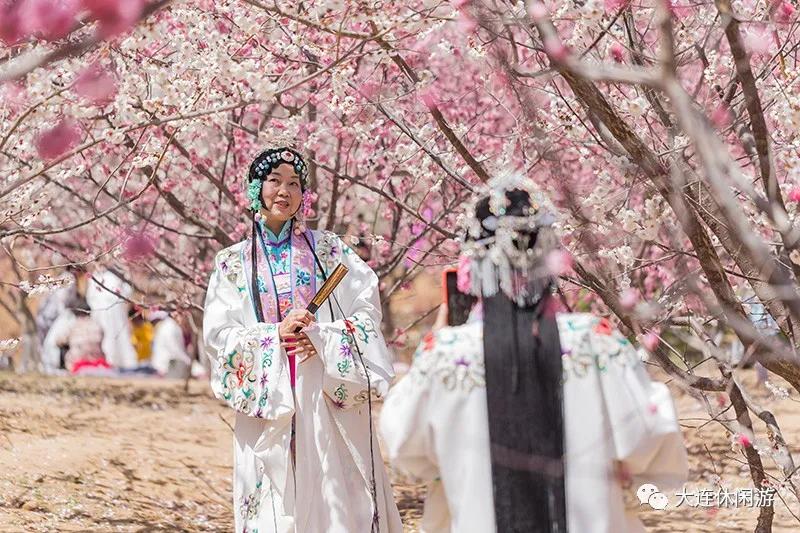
[51,297,108,375]
[41,295,78,372]
[130,307,154,365]
[380,174,688,533]
[150,310,192,378]
[86,268,138,369]
[36,266,77,360]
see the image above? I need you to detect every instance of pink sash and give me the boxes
[243,228,317,385]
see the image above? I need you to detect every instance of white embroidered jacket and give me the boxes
[380,314,688,533]
[203,230,402,533]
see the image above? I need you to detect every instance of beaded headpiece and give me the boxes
[246,147,309,212]
[459,173,559,307]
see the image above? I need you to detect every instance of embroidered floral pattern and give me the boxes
[315,231,341,274]
[333,383,347,405]
[244,223,316,324]
[214,328,277,417]
[216,246,247,293]
[407,314,642,392]
[348,312,378,343]
[240,480,263,522]
[296,269,311,286]
[337,358,352,377]
[559,314,639,381]
[354,386,383,402]
[220,348,256,403]
[408,323,486,392]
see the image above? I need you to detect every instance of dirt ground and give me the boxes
[0,370,798,532]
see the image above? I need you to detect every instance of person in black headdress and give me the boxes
[203,147,401,532]
[380,173,688,533]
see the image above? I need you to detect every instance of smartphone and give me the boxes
[443,268,478,327]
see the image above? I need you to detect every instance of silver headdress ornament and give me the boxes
[460,173,560,307]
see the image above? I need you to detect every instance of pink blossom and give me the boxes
[545,250,574,276]
[668,0,692,19]
[357,81,380,99]
[609,42,625,63]
[457,12,478,33]
[451,0,471,8]
[543,35,569,62]
[710,103,731,128]
[72,62,118,105]
[735,433,752,448]
[788,188,800,203]
[527,1,548,19]
[604,0,629,12]
[82,0,144,38]
[743,26,772,56]
[36,117,82,160]
[490,70,510,90]
[642,330,660,351]
[0,2,25,45]
[1,83,26,111]
[456,254,472,293]
[716,393,728,408]
[22,0,79,41]
[122,230,155,262]
[619,288,639,310]
[774,0,795,23]
[233,222,247,236]
[419,86,439,109]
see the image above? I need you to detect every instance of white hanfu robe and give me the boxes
[85,270,137,369]
[380,313,688,533]
[41,309,76,371]
[151,317,191,376]
[203,230,402,533]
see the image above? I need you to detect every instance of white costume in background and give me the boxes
[85,270,137,369]
[36,272,77,369]
[203,231,402,533]
[380,313,688,533]
[151,316,191,376]
[41,310,76,371]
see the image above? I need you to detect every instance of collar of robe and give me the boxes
[244,220,318,323]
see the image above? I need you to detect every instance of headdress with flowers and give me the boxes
[246,147,310,212]
[458,172,559,307]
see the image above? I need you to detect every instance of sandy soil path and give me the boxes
[0,371,798,532]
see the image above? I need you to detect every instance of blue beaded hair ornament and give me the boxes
[246,147,309,212]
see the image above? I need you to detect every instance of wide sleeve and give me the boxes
[41,312,76,370]
[303,237,395,409]
[379,337,439,482]
[202,247,292,420]
[593,323,689,491]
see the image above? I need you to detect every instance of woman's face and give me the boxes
[260,163,303,222]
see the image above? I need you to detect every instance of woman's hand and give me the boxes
[281,333,318,363]
[278,309,315,337]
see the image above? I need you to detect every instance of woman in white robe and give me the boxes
[85,269,137,369]
[41,307,76,371]
[380,176,688,533]
[150,312,192,377]
[203,147,401,533]
[380,314,688,533]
